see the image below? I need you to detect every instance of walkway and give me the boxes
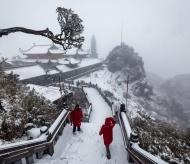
[34,88,128,164]
[84,87,113,124]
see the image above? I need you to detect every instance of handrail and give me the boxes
[118,112,144,164]
[0,109,70,164]
[82,86,92,122]
[48,111,70,143]
[118,111,168,164]
[84,81,168,164]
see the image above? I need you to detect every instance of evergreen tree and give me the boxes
[90,34,98,58]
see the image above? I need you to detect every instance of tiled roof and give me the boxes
[20,44,65,55]
[65,48,90,55]
[58,58,80,65]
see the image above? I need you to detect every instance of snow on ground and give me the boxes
[74,68,144,119]
[34,123,128,164]
[27,84,62,103]
[27,84,66,103]
[33,87,128,164]
[74,69,125,103]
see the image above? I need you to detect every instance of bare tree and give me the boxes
[0,7,84,50]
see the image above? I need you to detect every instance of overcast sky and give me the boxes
[0,0,190,79]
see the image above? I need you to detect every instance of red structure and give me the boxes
[20,43,65,59]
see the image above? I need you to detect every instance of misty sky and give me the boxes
[0,0,190,79]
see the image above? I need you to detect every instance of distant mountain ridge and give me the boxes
[161,74,190,113]
[146,71,166,86]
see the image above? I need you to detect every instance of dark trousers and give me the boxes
[73,126,80,132]
[106,145,111,158]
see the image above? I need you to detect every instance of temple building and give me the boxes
[19,43,65,59]
[19,43,90,60]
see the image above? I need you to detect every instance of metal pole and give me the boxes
[126,75,129,110]
[59,75,63,107]
[121,23,123,45]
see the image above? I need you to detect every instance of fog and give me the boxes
[0,0,190,79]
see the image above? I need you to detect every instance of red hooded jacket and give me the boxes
[99,117,116,146]
[70,107,83,126]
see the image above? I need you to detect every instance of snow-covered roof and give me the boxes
[5,65,46,80]
[27,84,64,103]
[49,49,64,54]
[20,44,65,55]
[78,58,102,67]
[69,58,80,64]
[58,58,80,65]
[3,60,14,66]
[57,58,102,72]
[78,48,90,55]
[65,48,78,55]
[4,58,102,81]
[65,48,89,55]
[19,58,61,63]
[56,64,73,73]
[47,69,60,75]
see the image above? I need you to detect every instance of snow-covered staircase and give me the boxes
[35,123,128,164]
[34,87,128,164]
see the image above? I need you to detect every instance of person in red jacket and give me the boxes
[70,104,83,135]
[99,117,116,159]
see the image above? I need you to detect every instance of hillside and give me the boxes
[106,43,153,100]
[103,43,190,163]
[146,72,190,126]
[105,43,186,125]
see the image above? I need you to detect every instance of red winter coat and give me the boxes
[99,117,116,146]
[70,107,83,126]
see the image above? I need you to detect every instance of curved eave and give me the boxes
[20,44,65,55]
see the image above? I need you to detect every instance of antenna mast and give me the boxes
[121,23,123,45]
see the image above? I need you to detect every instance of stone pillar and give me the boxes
[120,103,126,113]
[128,129,139,163]
[47,142,54,156]
[63,101,67,110]
[130,129,139,144]
[25,155,34,164]
[13,160,22,164]
[36,151,43,159]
